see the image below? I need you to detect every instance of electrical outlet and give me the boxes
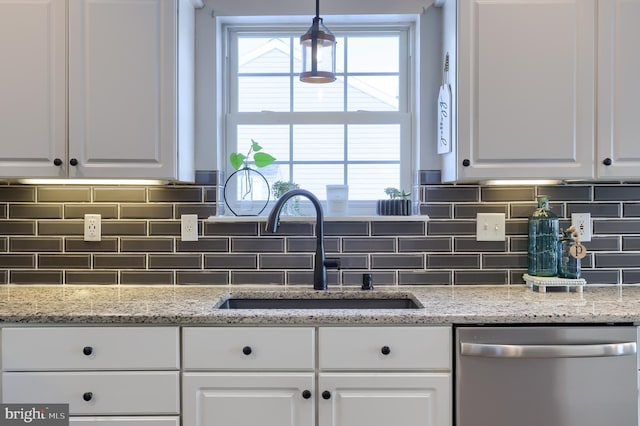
[571,213,592,242]
[476,213,506,241]
[181,214,198,242]
[84,214,101,242]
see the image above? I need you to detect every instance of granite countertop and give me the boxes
[2,284,640,325]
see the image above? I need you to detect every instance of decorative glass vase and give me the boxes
[223,167,270,216]
[527,195,559,276]
[558,228,581,279]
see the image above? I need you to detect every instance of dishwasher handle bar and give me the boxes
[460,341,637,358]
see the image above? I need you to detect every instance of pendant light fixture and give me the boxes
[300,0,336,83]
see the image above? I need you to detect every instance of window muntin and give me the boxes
[225,25,412,206]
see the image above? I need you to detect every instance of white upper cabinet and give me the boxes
[0,0,67,178]
[0,0,199,181]
[442,0,596,182]
[597,0,640,179]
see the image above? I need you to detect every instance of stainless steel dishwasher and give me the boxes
[456,326,638,426]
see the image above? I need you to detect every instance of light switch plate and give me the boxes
[476,213,506,241]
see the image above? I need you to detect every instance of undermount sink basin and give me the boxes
[216,295,422,310]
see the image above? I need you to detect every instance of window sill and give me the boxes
[205,215,429,223]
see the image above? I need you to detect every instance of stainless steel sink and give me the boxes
[216,295,422,310]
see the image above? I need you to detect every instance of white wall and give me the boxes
[193,0,443,171]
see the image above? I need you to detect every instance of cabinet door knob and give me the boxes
[302,390,312,399]
[381,345,391,355]
[322,391,331,400]
[82,392,93,402]
[53,158,63,166]
[462,159,471,167]
[69,158,79,166]
[242,346,252,355]
[82,346,93,356]
[603,157,612,166]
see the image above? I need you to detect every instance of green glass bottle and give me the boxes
[528,195,559,276]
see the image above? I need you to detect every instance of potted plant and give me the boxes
[376,187,412,216]
[223,139,276,216]
[271,180,301,216]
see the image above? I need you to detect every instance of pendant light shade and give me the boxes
[300,0,336,83]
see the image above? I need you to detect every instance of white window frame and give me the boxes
[222,21,416,215]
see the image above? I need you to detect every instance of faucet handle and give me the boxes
[324,258,340,269]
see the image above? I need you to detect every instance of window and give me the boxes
[224,22,414,213]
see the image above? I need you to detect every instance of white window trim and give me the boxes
[220,19,418,216]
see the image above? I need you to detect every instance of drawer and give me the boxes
[319,327,451,370]
[1,327,179,371]
[183,327,314,370]
[2,372,179,415]
[70,417,179,426]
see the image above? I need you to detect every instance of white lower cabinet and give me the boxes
[182,372,315,426]
[318,327,451,426]
[1,327,179,424]
[182,326,451,426]
[318,373,450,426]
[1,325,451,426]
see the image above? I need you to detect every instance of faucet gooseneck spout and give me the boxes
[265,189,332,290]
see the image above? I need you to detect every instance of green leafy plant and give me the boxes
[384,187,410,200]
[272,180,300,199]
[272,181,301,215]
[228,139,276,201]
[229,139,276,171]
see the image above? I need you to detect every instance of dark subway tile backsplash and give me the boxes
[9,204,62,219]
[0,178,639,286]
[38,187,90,202]
[10,270,62,284]
[594,185,640,201]
[481,186,535,202]
[0,187,35,202]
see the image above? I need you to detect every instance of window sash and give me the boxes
[223,24,413,209]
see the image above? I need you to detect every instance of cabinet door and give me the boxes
[0,0,66,178]
[182,372,314,426]
[68,0,177,179]
[448,0,595,181]
[597,0,640,179]
[318,373,451,426]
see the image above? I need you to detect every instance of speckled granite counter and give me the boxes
[2,284,640,325]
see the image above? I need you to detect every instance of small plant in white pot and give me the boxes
[271,180,301,216]
[376,187,412,216]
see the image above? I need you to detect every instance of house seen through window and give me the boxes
[224,23,413,214]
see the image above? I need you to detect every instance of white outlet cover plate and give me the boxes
[571,212,592,242]
[84,214,101,242]
[476,213,506,241]
[181,214,198,242]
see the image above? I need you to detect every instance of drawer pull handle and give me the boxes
[322,391,331,400]
[83,346,93,356]
[381,345,391,355]
[70,158,79,166]
[82,392,93,402]
[53,158,63,166]
[242,346,252,355]
[302,390,312,399]
[603,157,613,166]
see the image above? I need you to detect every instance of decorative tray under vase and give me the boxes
[523,273,586,293]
